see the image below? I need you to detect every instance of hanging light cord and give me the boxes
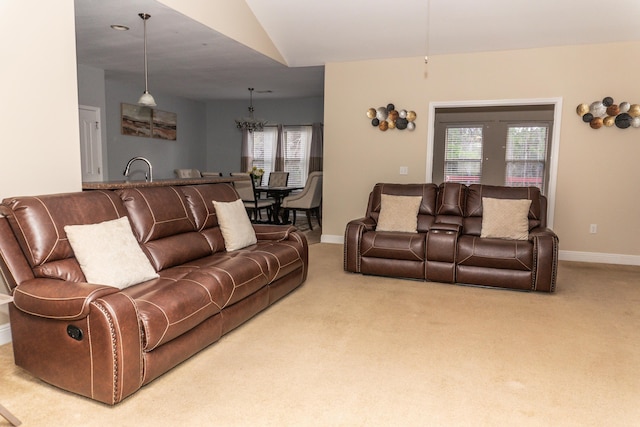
[140,13,151,93]
[425,0,431,64]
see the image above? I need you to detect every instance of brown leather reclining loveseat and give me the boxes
[0,183,308,404]
[344,182,558,292]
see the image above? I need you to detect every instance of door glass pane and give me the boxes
[444,126,483,184]
[505,125,548,190]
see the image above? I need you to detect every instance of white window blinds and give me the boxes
[283,126,312,187]
[505,125,548,191]
[251,127,277,179]
[444,126,483,185]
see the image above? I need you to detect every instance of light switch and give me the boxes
[399,166,408,175]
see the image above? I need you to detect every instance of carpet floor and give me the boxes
[0,244,638,426]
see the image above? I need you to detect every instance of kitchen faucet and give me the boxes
[123,157,153,182]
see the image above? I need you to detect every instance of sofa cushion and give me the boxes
[464,184,542,236]
[124,252,269,350]
[118,186,213,270]
[1,190,127,272]
[213,199,257,251]
[377,194,422,233]
[361,232,426,262]
[436,182,466,216]
[64,217,158,289]
[180,183,239,231]
[117,186,197,243]
[466,184,540,219]
[369,183,438,233]
[457,235,533,271]
[480,197,531,240]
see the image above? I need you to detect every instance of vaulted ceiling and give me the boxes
[75,0,640,100]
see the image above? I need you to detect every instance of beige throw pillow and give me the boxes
[481,197,532,240]
[212,199,257,251]
[376,194,422,233]
[64,217,159,289]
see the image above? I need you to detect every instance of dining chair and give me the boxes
[281,171,323,230]
[268,171,289,187]
[174,168,202,178]
[230,173,274,222]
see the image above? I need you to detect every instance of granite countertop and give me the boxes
[82,176,241,190]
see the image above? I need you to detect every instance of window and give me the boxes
[433,105,554,195]
[282,126,312,187]
[251,127,276,177]
[444,126,483,185]
[505,125,548,190]
[251,125,312,187]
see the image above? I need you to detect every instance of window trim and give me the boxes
[426,98,562,228]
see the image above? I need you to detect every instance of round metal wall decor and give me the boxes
[366,103,416,132]
[577,97,640,129]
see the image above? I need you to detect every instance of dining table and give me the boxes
[254,185,303,224]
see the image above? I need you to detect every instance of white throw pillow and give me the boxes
[376,194,422,233]
[64,217,159,289]
[212,199,257,251]
[481,197,532,240]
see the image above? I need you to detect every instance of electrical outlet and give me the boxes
[399,166,408,175]
[589,224,597,234]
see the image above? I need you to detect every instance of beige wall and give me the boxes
[158,0,286,65]
[0,0,81,198]
[324,42,640,260]
[0,0,80,307]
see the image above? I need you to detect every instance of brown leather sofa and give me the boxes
[344,182,558,292]
[0,183,308,404]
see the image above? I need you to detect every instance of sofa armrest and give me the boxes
[529,227,559,292]
[13,278,119,320]
[344,217,377,272]
[252,224,298,241]
[529,227,557,239]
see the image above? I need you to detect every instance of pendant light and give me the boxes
[137,13,156,107]
[235,88,267,132]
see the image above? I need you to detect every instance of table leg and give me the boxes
[0,403,21,426]
[272,196,283,224]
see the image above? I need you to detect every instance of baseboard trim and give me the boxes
[321,234,344,244]
[559,250,640,266]
[0,322,11,346]
[321,235,639,266]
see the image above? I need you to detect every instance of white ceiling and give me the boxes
[75,0,640,101]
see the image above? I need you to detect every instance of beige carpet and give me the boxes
[1,245,639,426]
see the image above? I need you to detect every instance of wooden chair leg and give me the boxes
[305,210,313,230]
[315,207,322,227]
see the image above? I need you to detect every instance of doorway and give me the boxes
[78,105,104,182]
[426,98,562,228]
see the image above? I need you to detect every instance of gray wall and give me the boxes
[205,96,324,176]
[105,78,207,180]
[77,65,324,180]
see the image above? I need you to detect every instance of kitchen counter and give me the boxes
[82,176,241,190]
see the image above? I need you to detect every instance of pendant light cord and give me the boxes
[140,13,150,93]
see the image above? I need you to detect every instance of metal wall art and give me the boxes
[576,97,640,129]
[367,103,416,132]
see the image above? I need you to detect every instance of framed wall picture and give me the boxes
[152,109,177,140]
[121,103,152,137]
